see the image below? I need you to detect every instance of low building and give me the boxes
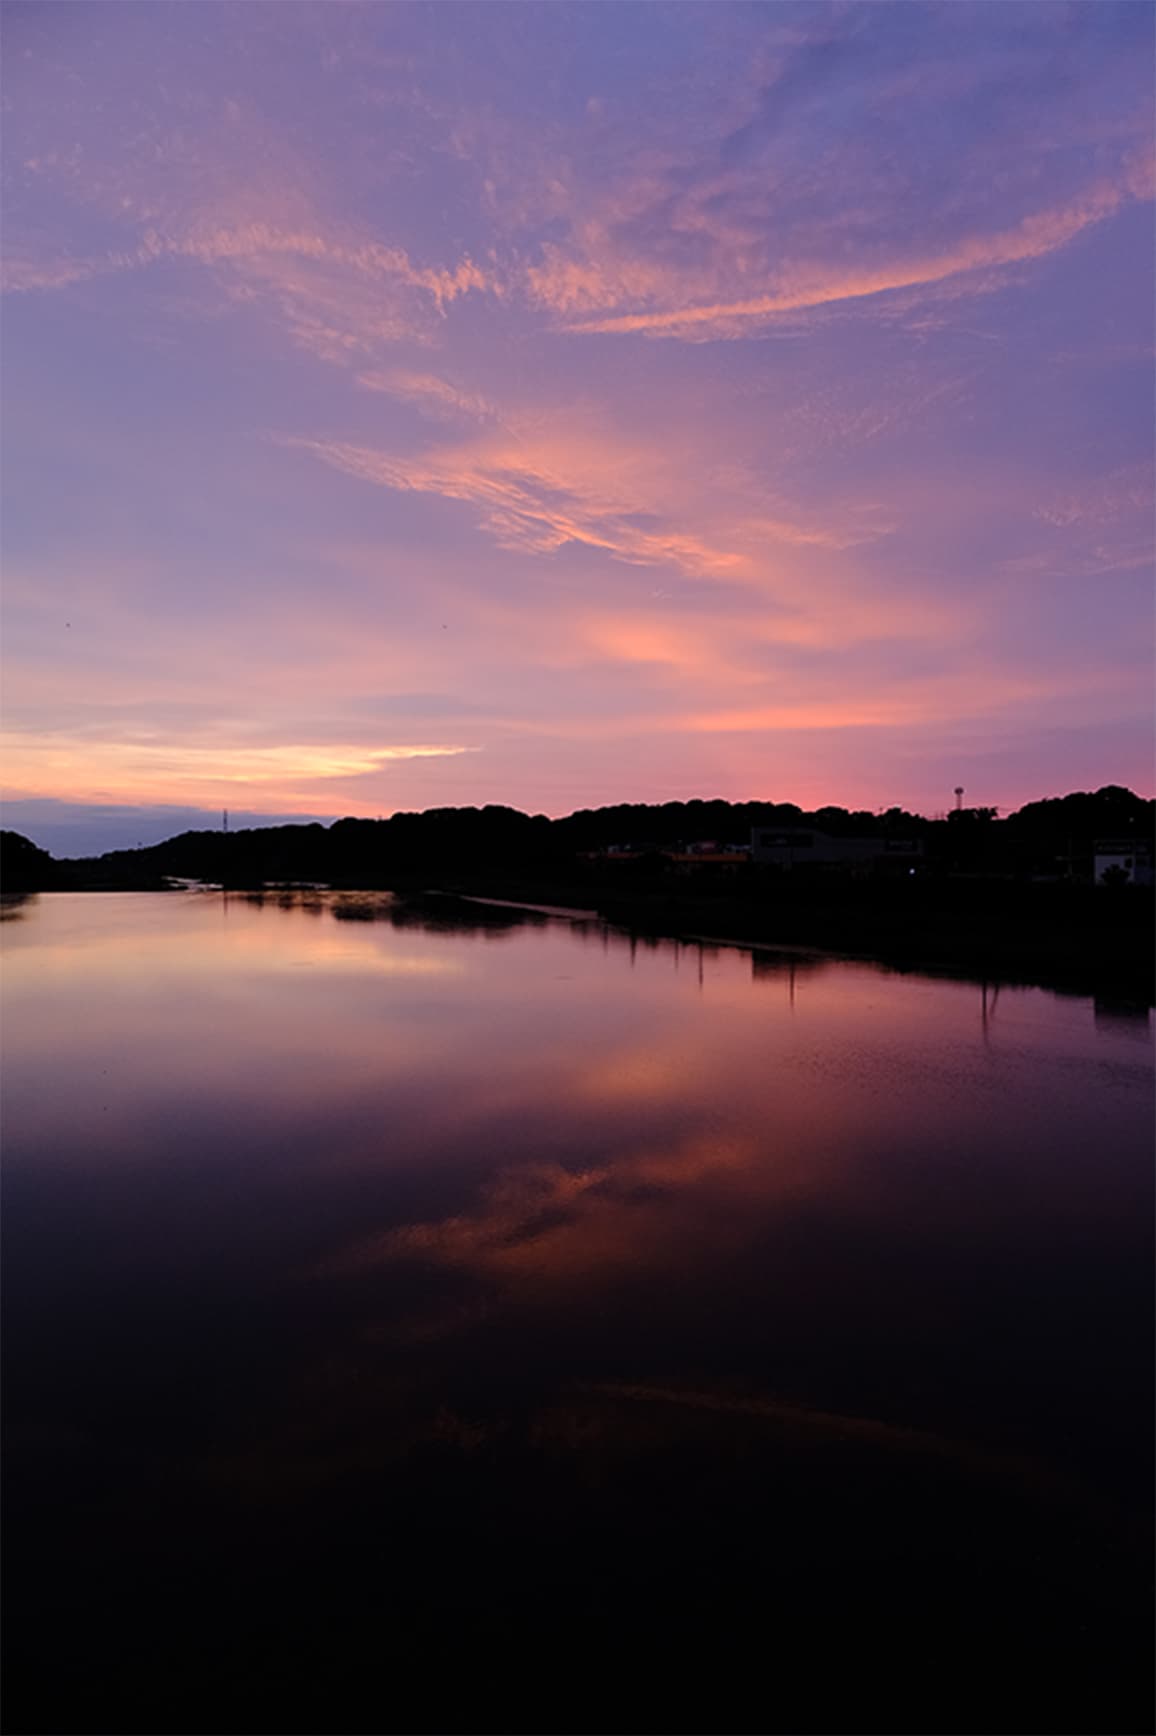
[1092,839,1153,887]
[750,826,923,872]
[666,845,751,874]
[581,841,663,862]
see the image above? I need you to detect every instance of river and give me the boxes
[3,891,1152,1734]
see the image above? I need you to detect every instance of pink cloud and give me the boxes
[556,176,1146,340]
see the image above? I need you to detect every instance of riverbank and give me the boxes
[7,861,1152,1001]
[408,872,1155,1002]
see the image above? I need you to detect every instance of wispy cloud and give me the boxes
[7,22,1150,370]
[2,216,497,365]
[1034,462,1155,530]
[355,370,497,422]
[284,433,749,577]
[0,732,474,807]
[283,406,889,589]
[552,175,1147,341]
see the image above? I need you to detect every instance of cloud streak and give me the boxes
[285,433,751,576]
[556,174,1148,340]
[1,733,473,807]
[283,410,890,594]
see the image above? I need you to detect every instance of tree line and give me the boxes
[2,784,1151,892]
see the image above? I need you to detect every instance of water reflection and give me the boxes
[0,890,37,920]
[2,891,1152,1734]
[1094,992,1153,1041]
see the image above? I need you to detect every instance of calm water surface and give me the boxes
[3,892,1152,1734]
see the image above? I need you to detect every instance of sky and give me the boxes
[2,0,1153,855]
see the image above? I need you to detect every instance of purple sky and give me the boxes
[3,1,1153,854]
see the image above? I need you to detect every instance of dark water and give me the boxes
[3,891,1152,1735]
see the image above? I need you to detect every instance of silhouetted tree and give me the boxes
[1,831,58,891]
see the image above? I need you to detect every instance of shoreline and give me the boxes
[408,877,1155,1003]
[8,876,1152,1003]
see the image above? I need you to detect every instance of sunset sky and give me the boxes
[3,1,1153,853]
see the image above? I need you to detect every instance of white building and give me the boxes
[1092,839,1153,886]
